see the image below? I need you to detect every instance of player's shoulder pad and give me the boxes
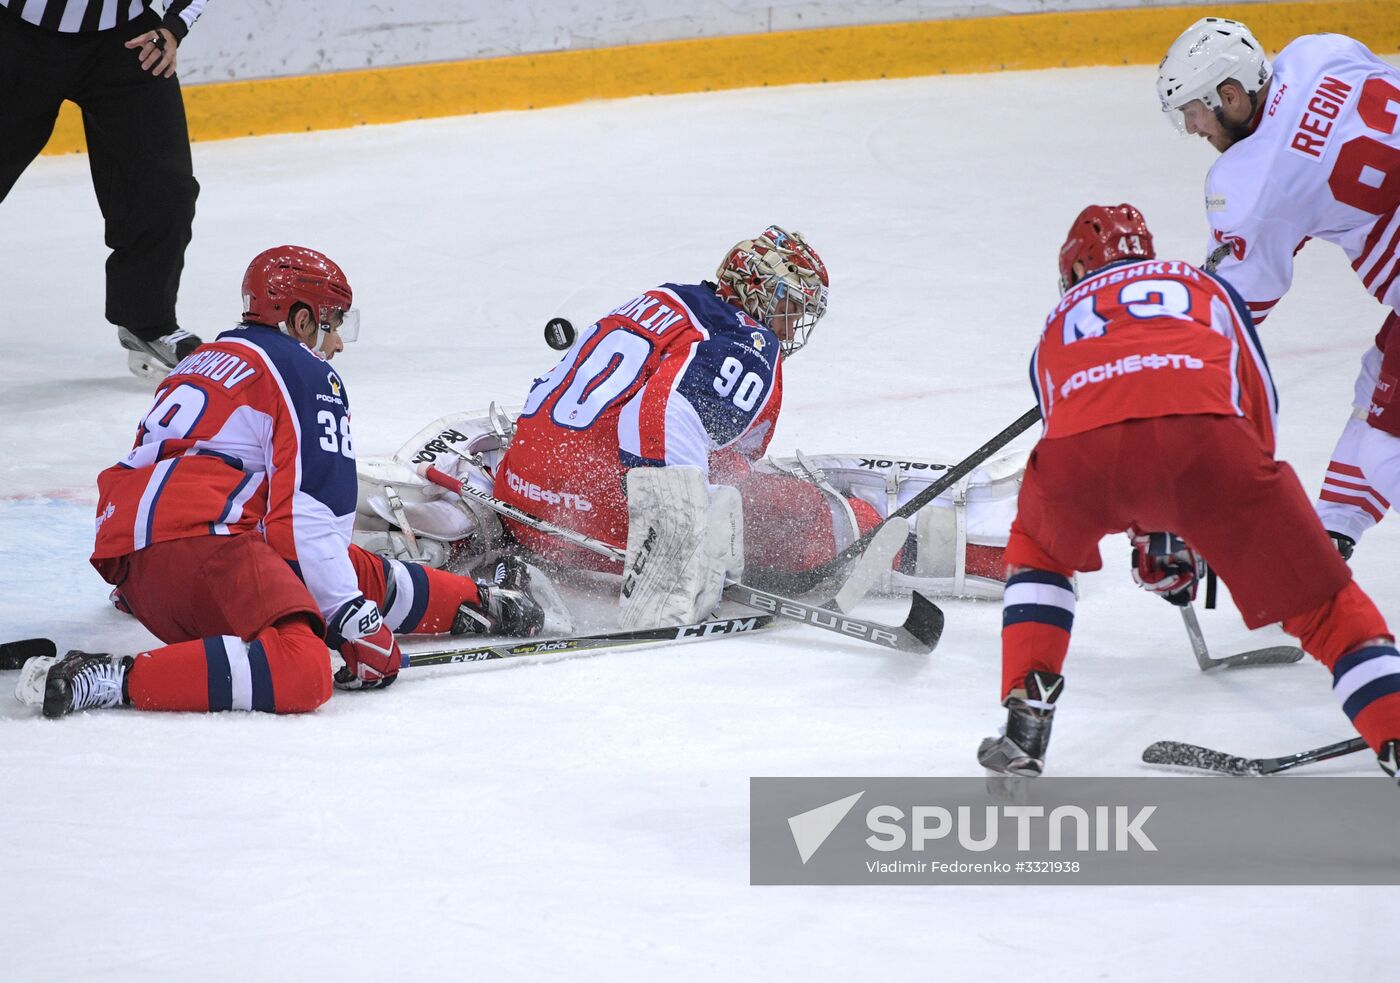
[659,282,772,340]
[217,323,350,410]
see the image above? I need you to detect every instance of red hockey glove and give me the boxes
[1129,528,1205,607]
[328,597,401,691]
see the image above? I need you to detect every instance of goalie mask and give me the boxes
[243,245,360,342]
[715,226,829,355]
[1057,204,1155,294]
[1157,17,1271,132]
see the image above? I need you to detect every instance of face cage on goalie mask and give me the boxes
[769,279,828,356]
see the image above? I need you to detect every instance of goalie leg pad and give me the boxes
[621,467,743,629]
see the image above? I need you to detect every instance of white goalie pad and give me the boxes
[352,408,518,568]
[761,450,1029,600]
[620,467,744,629]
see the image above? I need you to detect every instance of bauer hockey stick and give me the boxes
[748,405,1045,597]
[1179,604,1304,671]
[417,464,943,654]
[1141,736,1368,776]
[400,613,778,670]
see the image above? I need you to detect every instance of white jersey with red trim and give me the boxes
[92,323,361,621]
[495,282,783,550]
[1202,34,1400,325]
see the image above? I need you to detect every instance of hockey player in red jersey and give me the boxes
[1157,17,1400,557]
[977,204,1400,782]
[18,246,542,718]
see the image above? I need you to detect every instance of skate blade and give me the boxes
[14,656,55,706]
[127,349,172,382]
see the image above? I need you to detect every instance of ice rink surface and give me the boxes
[3,61,1399,979]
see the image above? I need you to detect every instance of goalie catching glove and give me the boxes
[1129,527,1206,607]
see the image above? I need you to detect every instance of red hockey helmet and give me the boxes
[242,246,357,338]
[1057,204,1156,293]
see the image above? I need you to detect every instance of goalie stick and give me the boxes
[417,464,943,654]
[1179,604,1304,671]
[0,637,56,671]
[1142,735,1369,775]
[400,613,777,669]
[748,405,1045,597]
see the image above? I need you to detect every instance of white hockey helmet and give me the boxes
[1157,17,1271,130]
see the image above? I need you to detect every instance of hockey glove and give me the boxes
[328,596,401,691]
[1129,528,1205,607]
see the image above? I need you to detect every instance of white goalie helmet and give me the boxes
[1157,17,1271,130]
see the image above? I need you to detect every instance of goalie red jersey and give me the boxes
[497,282,783,556]
[1032,259,1279,453]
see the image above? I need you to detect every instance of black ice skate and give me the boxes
[977,670,1064,777]
[118,326,202,380]
[40,651,133,718]
[1378,739,1400,785]
[453,556,545,638]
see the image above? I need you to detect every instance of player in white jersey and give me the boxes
[1158,18,1400,556]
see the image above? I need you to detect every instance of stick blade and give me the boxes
[1212,645,1305,669]
[1141,740,1260,776]
[896,592,945,654]
[0,637,57,671]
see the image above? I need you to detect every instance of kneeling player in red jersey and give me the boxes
[977,204,1400,782]
[17,246,542,719]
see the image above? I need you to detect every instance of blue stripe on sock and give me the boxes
[204,637,233,711]
[1003,603,1074,633]
[1332,645,1395,682]
[400,562,431,632]
[1006,569,1074,592]
[1342,674,1400,721]
[247,640,275,713]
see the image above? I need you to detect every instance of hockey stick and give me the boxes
[1142,736,1369,775]
[400,613,778,669]
[748,405,1045,596]
[0,637,56,671]
[1180,604,1304,671]
[417,464,943,654]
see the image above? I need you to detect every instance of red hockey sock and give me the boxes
[126,616,330,714]
[1000,569,1075,699]
[404,564,483,634]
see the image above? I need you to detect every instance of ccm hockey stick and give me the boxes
[418,464,943,654]
[0,637,56,671]
[749,405,1045,596]
[1142,736,1369,775]
[1179,604,1304,671]
[401,613,777,669]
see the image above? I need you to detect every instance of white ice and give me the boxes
[2,62,1397,979]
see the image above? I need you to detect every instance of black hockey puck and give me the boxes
[544,317,576,351]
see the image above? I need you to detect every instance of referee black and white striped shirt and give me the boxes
[0,0,207,39]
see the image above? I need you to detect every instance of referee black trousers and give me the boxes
[0,10,198,337]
